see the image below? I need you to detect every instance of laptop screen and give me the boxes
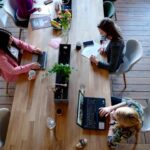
[77,90,84,126]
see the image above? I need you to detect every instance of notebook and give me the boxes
[32,51,48,70]
[76,90,106,130]
[30,15,51,30]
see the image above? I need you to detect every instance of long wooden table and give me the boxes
[4,0,111,150]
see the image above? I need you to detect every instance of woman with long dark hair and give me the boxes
[90,18,125,73]
[0,28,41,82]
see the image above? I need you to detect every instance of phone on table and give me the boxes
[83,40,94,47]
[44,0,53,5]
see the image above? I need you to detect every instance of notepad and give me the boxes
[30,15,51,30]
[81,41,107,63]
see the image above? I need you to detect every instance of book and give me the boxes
[30,15,51,30]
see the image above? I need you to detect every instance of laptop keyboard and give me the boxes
[83,98,100,128]
[32,51,48,70]
[37,51,47,70]
[83,98,105,129]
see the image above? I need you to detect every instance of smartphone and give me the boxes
[44,0,53,5]
[83,40,94,47]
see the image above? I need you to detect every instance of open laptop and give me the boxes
[76,90,106,130]
[32,51,48,70]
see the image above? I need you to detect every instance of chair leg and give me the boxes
[19,28,23,39]
[6,82,9,95]
[115,12,117,21]
[123,73,126,89]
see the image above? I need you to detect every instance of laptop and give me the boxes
[32,51,48,70]
[76,90,106,130]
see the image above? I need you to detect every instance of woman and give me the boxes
[99,97,144,149]
[90,18,124,73]
[16,0,41,22]
[0,28,41,82]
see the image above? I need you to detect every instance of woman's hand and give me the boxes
[33,48,42,54]
[90,55,98,65]
[98,48,107,56]
[99,106,112,117]
[31,62,41,70]
[37,8,41,12]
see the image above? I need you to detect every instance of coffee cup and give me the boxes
[28,70,36,80]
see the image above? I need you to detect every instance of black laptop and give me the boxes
[32,51,48,70]
[76,90,106,130]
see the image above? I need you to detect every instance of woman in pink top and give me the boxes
[0,28,41,82]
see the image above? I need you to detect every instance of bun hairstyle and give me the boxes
[0,28,18,63]
[115,106,142,143]
[97,18,123,41]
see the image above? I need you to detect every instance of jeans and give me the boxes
[111,96,122,105]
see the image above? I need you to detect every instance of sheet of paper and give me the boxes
[81,42,108,63]
[81,42,100,58]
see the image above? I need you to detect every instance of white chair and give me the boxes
[0,108,10,147]
[3,0,28,39]
[103,1,117,21]
[115,39,143,89]
[0,8,8,27]
[141,99,150,132]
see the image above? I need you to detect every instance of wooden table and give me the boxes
[4,0,111,150]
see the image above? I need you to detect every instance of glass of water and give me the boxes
[47,117,56,129]
[80,84,85,94]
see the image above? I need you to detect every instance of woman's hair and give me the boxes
[0,28,18,62]
[115,107,142,132]
[97,18,123,41]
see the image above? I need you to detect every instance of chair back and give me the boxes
[0,108,10,147]
[116,39,143,73]
[4,0,28,28]
[103,1,115,18]
[125,39,143,65]
[141,99,150,132]
[3,0,18,23]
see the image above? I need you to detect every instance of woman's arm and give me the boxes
[28,7,41,15]
[12,37,41,54]
[0,56,40,75]
[99,101,126,117]
[97,42,124,72]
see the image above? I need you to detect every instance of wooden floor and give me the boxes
[112,0,150,145]
[0,0,150,148]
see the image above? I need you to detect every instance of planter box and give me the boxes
[54,44,71,103]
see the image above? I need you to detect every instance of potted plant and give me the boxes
[48,63,72,82]
[51,9,72,32]
[48,63,73,103]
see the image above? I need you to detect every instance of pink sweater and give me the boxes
[0,37,36,82]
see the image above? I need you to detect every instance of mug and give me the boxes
[76,42,82,51]
[28,70,36,80]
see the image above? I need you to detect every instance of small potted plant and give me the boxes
[51,9,72,32]
[48,63,73,103]
[58,10,72,31]
[48,63,72,82]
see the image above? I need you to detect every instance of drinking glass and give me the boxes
[47,117,56,129]
[80,84,85,94]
